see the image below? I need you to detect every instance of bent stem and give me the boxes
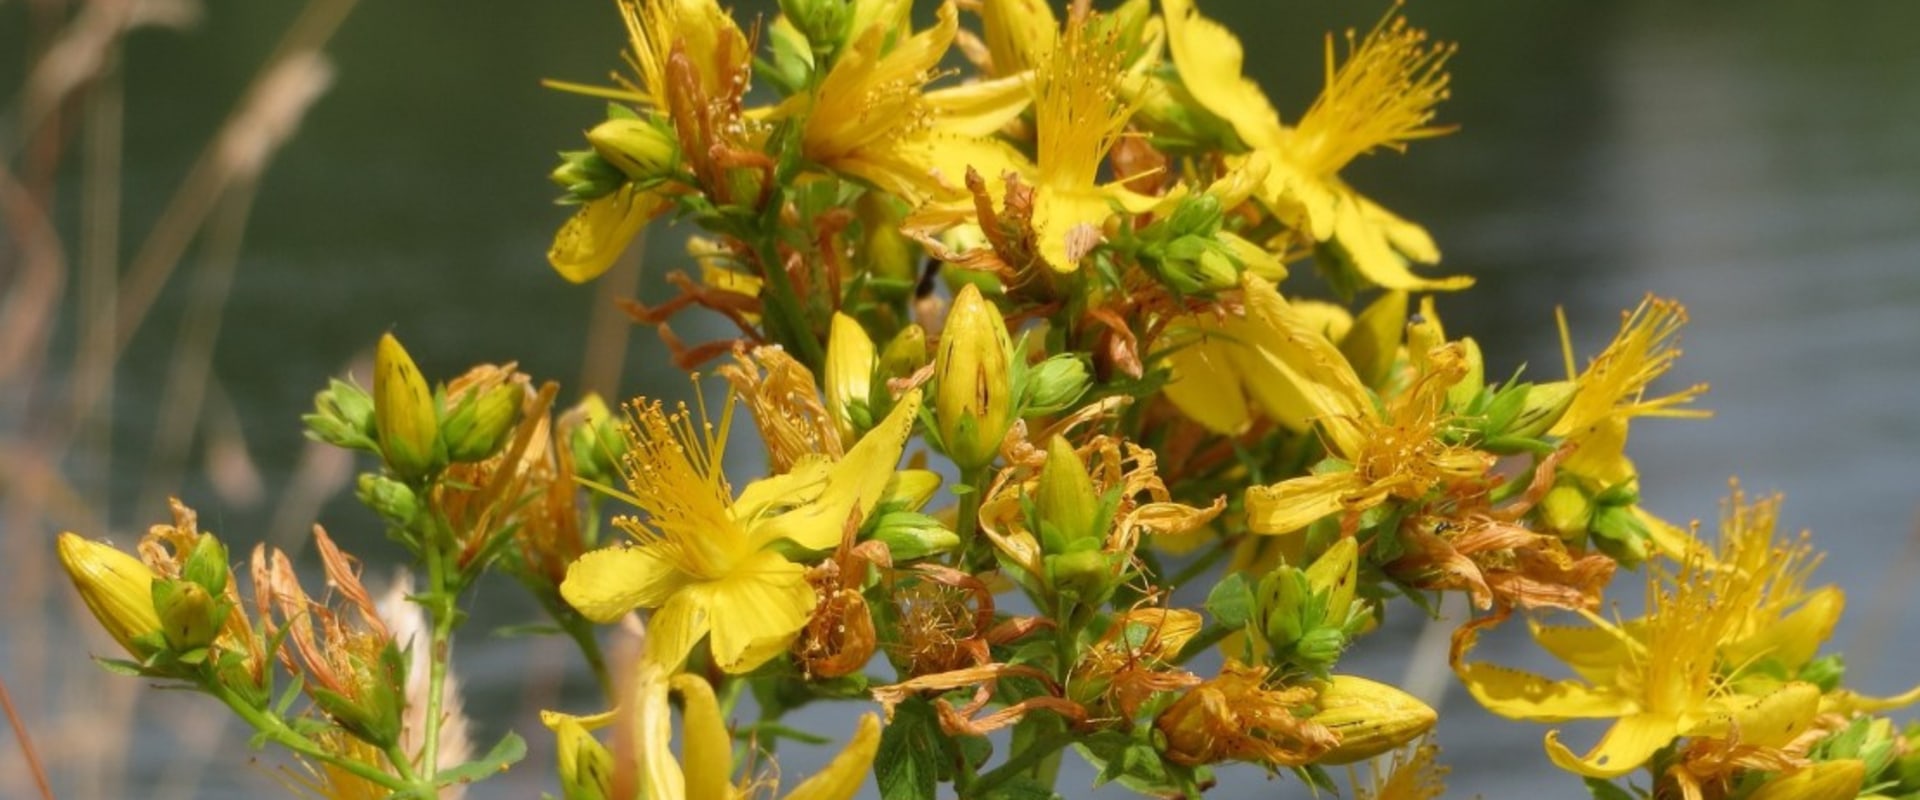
[212,683,412,792]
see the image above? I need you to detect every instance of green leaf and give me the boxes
[877,698,940,800]
[980,775,1057,800]
[93,657,146,677]
[435,731,527,787]
[1204,572,1254,628]
[1584,777,1639,800]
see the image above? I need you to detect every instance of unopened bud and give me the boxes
[934,284,1014,471]
[1038,436,1102,550]
[880,324,929,380]
[1046,550,1117,605]
[826,313,877,440]
[374,333,442,481]
[1539,484,1593,538]
[1259,566,1310,651]
[1591,503,1651,567]
[1309,675,1438,765]
[57,533,164,659]
[1020,355,1091,417]
[1304,537,1358,619]
[1340,291,1407,389]
[1447,337,1485,412]
[549,714,614,800]
[303,378,377,451]
[181,533,230,596]
[1293,627,1347,668]
[444,383,522,463]
[586,118,678,182]
[153,579,220,653]
[549,150,626,203]
[878,469,943,511]
[564,393,623,484]
[870,511,961,561]
[357,473,422,528]
[1509,380,1576,440]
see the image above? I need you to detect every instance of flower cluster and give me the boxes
[52,0,1917,798]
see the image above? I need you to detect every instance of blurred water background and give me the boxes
[3,0,1918,797]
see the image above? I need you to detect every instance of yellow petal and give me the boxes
[924,73,1034,137]
[1034,185,1117,271]
[1161,323,1252,435]
[782,713,882,800]
[560,545,692,623]
[701,553,816,673]
[1726,586,1842,670]
[1244,472,1361,535]
[733,461,832,526]
[1456,662,1639,723]
[1820,682,1920,716]
[644,588,713,673]
[1527,619,1638,686]
[1543,712,1678,779]
[1159,0,1284,149]
[629,662,685,800]
[671,673,736,800]
[1748,759,1866,800]
[1684,682,1821,748]
[1237,274,1373,449]
[549,185,660,283]
[1327,195,1469,292]
[752,390,921,551]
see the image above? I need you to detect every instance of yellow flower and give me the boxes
[976,0,1057,77]
[544,664,880,800]
[1550,296,1710,485]
[549,184,665,284]
[1160,278,1358,436]
[1231,277,1491,535]
[1162,0,1465,291]
[1027,12,1151,272]
[1454,491,1836,778]
[1154,660,1337,767]
[779,3,1029,205]
[560,388,921,673]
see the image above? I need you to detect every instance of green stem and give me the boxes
[750,233,825,370]
[971,728,1077,797]
[561,613,614,702]
[955,466,989,571]
[213,683,410,792]
[1174,622,1238,666]
[1165,541,1232,592]
[417,510,458,792]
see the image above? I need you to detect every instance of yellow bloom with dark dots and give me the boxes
[1162,0,1465,291]
[1026,12,1153,272]
[549,183,665,284]
[1230,276,1491,535]
[560,388,920,673]
[1455,490,1838,779]
[57,533,163,659]
[778,3,1029,205]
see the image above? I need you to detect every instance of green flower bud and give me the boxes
[311,642,406,749]
[1165,194,1224,237]
[778,0,852,56]
[1038,436,1102,550]
[1591,503,1651,567]
[443,383,522,463]
[1293,626,1348,669]
[1046,550,1117,605]
[880,324,929,380]
[1540,483,1593,538]
[1020,355,1092,417]
[1447,337,1485,411]
[870,511,962,561]
[303,378,377,451]
[1505,380,1576,440]
[547,712,614,800]
[357,473,422,528]
[565,393,623,484]
[1258,566,1310,651]
[374,333,442,481]
[549,149,626,203]
[181,533,230,597]
[585,118,677,182]
[152,579,221,653]
[935,284,1014,471]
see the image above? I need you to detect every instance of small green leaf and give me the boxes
[1204,572,1254,628]
[1584,777,1639,800]
[435,731,527,786]
[877,698,940,800]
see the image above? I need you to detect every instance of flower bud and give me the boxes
[1747,759,1865,800]
[1037,436,1102,550]
[1293,627,1347,668]
[544,712,614,800]
[153,578,221,653]
[778,0,852,56]
[443,383,522,463]
[1046,550,1117,605]
[374,333,442,481]
[870,511,962,561]
[878,469,943,511]
[1020,355,1092,418]
[57,533,164,659]
[312,642,406,749]
[181,533,230,596]
[549,149,626,203]
[1591,503,1651,567]
[880,324,929,380]
[1304,537,1358,620]
[303,377,377,451]
[1309,676,1438,765]
[935,284,1014,471]
[1259,566,1310,652]
[564,393,623,484]
[826,313,877,440]
[357,473,422,528]
[1539,483,1593,538]
[1339,291,1407,389]
[1506,380,1576,440]
[585,118,678,182]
